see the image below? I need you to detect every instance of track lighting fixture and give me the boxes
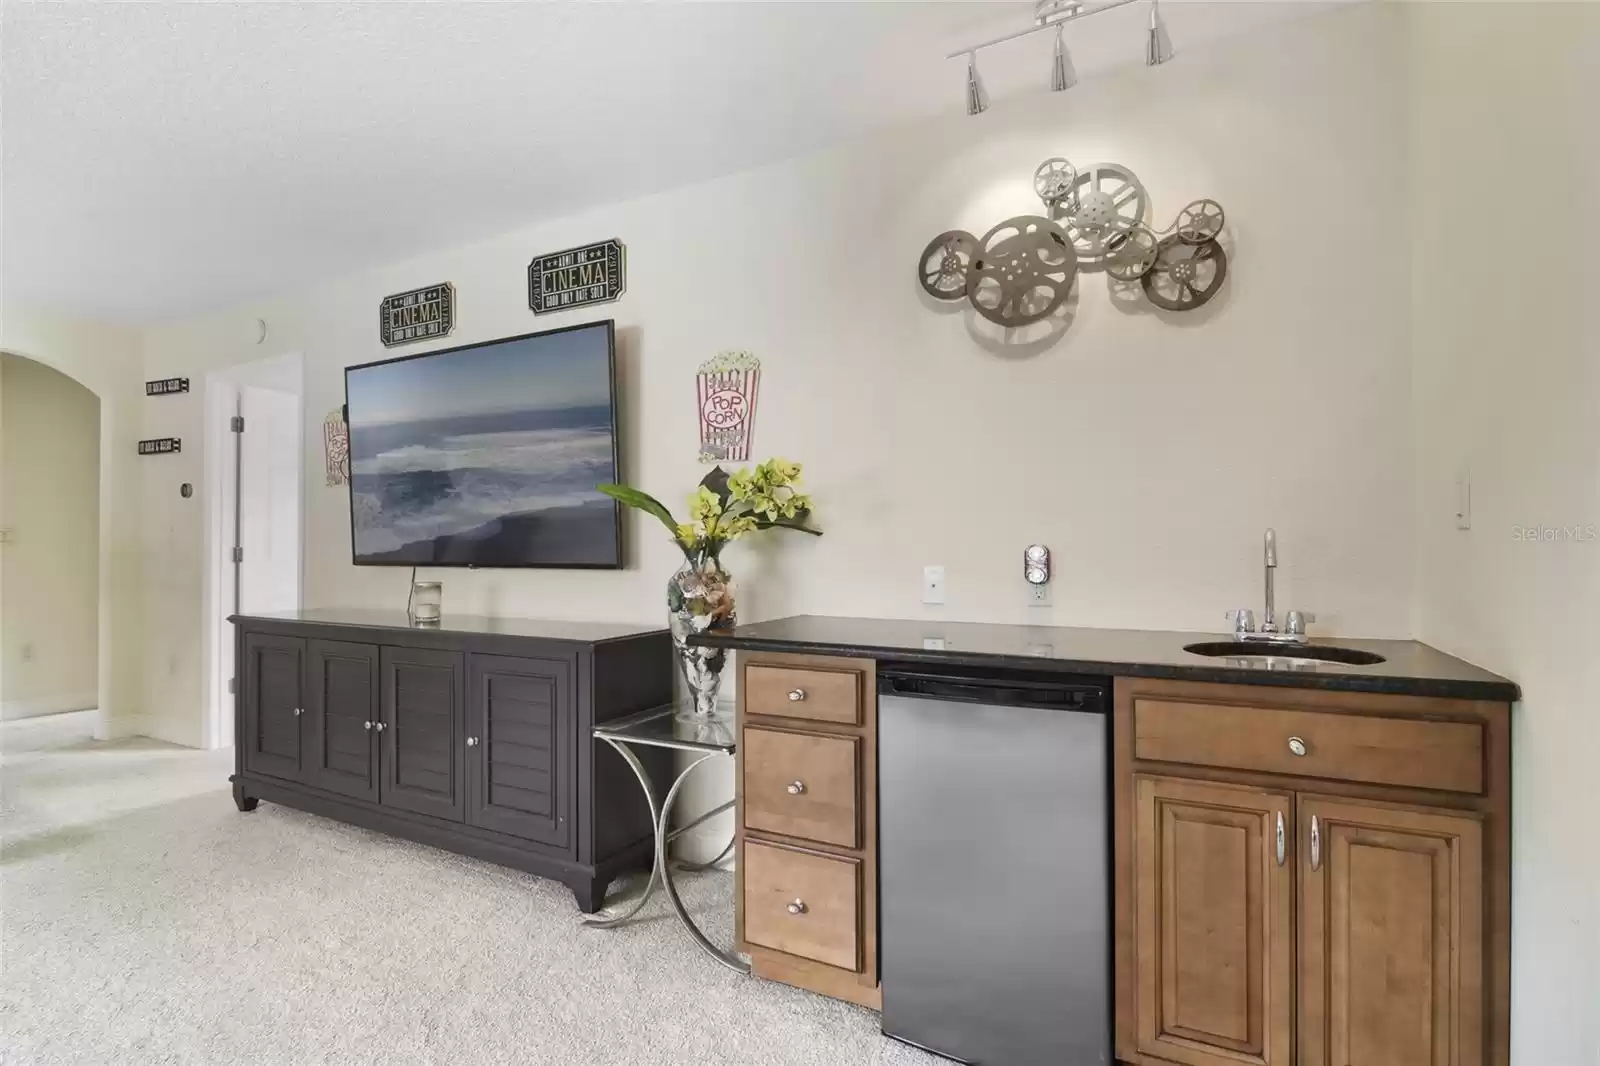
[950,0,1172,114]
[1146,0,1174,66]
[965,52,988,116]
[1051,27,1077,92]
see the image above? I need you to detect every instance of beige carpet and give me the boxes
[0,712,941,1065]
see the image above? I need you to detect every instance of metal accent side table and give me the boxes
[584,706,749,974]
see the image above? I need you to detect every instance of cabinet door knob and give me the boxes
[786,900,807,915]
[292,707,304,716]
[362,720,373,731]
[374,721,386,732]
[787,780,806,795]
[1287,736,1308,757]
[1310,814,1322,872]
[466,736,479,747]
[788,688,807,702]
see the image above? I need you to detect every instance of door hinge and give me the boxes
[230,415,245,433]
[228,677,236,695]
[232,546,243,563]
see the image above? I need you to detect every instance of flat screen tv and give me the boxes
[345,320,621,569]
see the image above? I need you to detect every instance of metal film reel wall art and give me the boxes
[916,156,1230,328]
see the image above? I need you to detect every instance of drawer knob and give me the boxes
[374,722,386,732]
[786,780,806,795]
[362,720,373,731]
[788,688,807,702]
[1287,736,1308,757]
[787,899,808,915]
[292,707,304,717]
[466,736,479,747]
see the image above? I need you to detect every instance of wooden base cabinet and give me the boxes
[231,612,673,912]
[734,651,880,1009]
[1116,679,1510,1066]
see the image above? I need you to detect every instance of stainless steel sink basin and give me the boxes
[1182,641,1386,666]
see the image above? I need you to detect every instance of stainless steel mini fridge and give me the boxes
[878,667,1111,1065]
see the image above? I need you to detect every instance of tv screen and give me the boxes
[345,320,621,568]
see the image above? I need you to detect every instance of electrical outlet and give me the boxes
[1028,580,1053,607]
[922,565,946,605]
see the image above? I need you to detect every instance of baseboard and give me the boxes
[0,693,97,721]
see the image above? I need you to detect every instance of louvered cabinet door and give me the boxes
[465,654,574,850]
[378,647,466,822]
[241,633,305,782]
[305,640,379,802]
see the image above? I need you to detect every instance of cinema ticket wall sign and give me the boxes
[529,239,625,315]
[380,283,455,347]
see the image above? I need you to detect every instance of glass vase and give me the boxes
[667,555,735,720]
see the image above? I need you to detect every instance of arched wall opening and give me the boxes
[0,343,122,742]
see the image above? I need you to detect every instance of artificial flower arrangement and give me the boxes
[598,459,820,716]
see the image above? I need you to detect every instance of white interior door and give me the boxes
[237,384,302,619]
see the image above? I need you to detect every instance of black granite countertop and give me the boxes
[690,615,1519,701]
[234,608,665,645]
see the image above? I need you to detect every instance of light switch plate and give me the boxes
[1455,466,1472,530]
[922,565,946,605]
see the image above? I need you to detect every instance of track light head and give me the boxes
[1051,26,1077,92]
[1146,0,1174,66]
[966,52,989,116]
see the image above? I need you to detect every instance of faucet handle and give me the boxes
[1284,610,1316,637]
[1226,609,1257,636]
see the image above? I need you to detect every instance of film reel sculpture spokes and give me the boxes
[1141,236,1228,311]
[1104,222,1160,282]
[918,230,979,301]
[1033,157,1079,211]
[1054,162,1149,265]
[965,216,1079,327]
[1172,199,1225,244]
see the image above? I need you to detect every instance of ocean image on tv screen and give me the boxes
[346,325,619,567]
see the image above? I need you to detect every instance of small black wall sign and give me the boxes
[528,239,625,315]
[146,377,189,396]
[380,282,455,347]
[138,437,182,456]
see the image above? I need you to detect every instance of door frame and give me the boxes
[202,352,305,750]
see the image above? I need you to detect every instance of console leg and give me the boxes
[571,875,609,915]
[232,782,259,812]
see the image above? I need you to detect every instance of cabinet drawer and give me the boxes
[745,665,860,725]
[743,728,860,848]
[1133,697,1484,794]
[743,840,861,971]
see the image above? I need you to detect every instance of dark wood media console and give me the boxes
[229,609,673,911]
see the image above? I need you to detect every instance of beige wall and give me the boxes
[0,304,145,737]
[139,3,1416,744]
[1407,4,1600,1061]
[0,354,101,716]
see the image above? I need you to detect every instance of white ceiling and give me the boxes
[2,1,1326,324]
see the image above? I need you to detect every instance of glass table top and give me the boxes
[593,705,736,753]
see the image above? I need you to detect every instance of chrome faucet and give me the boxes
[1226,528,1314,643]
[1262,528,1278,635]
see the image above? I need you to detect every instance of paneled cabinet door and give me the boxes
[464,654,574,850]
[1298,797,1484,1066]
[241,633,306,782]
[379,647,466,823]
[1133,775,1294,1066]
[305,640,379,802]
